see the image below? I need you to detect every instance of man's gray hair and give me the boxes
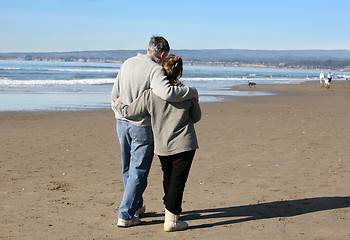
[148,36,170,55]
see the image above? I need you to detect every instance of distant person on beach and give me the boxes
[111,36,198,228]
[319,71,325,83]
[116,54,201,232]
[327,72,333,83]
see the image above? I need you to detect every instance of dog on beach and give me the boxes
[321,79,330,90]
[248,81,256,88]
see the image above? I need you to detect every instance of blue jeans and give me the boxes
[116,120,154,220]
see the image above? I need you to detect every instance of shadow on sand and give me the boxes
[180,196,350,229]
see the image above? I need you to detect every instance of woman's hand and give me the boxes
[114,97,120,108]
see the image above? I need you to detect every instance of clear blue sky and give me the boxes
[1,0,349,52]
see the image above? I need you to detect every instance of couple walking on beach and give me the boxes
[319,71,333,83]
[111,36,201,232]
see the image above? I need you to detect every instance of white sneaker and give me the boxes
[135,205,146,218]
[164,208,188,232]
[117,216,141,227]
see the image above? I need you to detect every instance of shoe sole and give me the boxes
[117,223,141,228]
[164,226,188,232]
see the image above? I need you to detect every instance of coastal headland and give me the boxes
[2,49,350,71]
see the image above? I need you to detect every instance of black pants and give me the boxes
[158,150,195,215]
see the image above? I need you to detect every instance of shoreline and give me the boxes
[0,80,346,113]
[1,81,350,239]
[2,58,350,71]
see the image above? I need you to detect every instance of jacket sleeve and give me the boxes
[190,99,202,124]
[116,90,150,120]
[150,66,198,102]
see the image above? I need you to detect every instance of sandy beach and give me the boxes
[1,81,350,240]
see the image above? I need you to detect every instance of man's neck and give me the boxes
[147,50,161,59]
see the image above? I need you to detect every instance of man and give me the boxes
[111,36,198,227]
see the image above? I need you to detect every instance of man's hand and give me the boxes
[194,94,199,102]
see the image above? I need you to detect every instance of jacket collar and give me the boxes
[137,53,160,63]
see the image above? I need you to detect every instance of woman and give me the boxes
[115,54,201,232]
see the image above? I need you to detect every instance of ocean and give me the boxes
[1,59,349,111]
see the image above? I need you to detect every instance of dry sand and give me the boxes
[1,81,350,240]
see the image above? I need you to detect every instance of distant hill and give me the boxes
[175,49,350,61]
[1,49,350,70]
[0,50,144,62]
